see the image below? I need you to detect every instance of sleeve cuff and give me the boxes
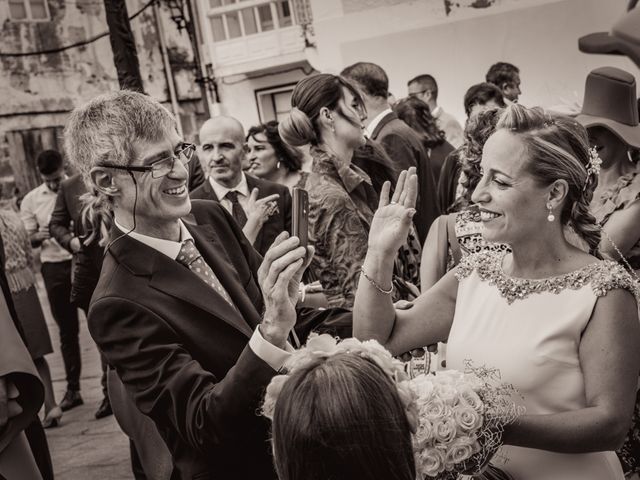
[249,327,294,372]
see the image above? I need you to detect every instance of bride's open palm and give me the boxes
[369,167,418,256]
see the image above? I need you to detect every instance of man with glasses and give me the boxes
[64,90,314,479]
[407,74,463,148]
[20,150,83,414]
[191,116,292,256]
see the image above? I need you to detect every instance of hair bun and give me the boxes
[278,107,317,147]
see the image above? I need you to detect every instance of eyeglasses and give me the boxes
[408,89,431,98]
[102,143,196,178]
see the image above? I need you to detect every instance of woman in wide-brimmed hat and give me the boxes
[577,66,640,480]
[577,67,640,275]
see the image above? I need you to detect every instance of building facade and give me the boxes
[0,0,204,195]
[199,0,635,131]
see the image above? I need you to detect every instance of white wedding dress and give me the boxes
[446,251,639,480]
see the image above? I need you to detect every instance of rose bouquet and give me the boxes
[410,364,523,479]
[261,335,522,480]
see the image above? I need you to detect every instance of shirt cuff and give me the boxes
[249,327,294,372]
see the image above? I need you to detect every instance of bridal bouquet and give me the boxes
[410,365,523,479]
[262,334,522,480]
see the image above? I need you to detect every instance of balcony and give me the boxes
[201,0,309,77]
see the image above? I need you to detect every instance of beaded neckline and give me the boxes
[455,251,640,304]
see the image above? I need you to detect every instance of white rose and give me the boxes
[458,386,485,414]
[305,333,338,353]
[433,417,458,444]
[444,435,481,471]
[416,446,445,477]
[422,396,448,420]
[435,382,459,407]
[453,405,483,433]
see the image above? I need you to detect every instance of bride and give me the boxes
[353,104,640,480]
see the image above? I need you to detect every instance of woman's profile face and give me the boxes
[333,87,367,149]
[247,133,279,178]
[471,129,551,246]
[587,126,627,168]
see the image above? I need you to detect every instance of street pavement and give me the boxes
[35,275,132,480]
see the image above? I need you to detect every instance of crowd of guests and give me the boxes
[1,56,639,480]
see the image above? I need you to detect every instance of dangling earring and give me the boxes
[330,121,335,133]
[547,203,555,222]
[276,161,281,169]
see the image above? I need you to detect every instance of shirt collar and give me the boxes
[311,146,371,193]
[365,108,393,137]
[113,218,193,260]
[209,172,250,201]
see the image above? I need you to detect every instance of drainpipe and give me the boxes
[153,1,183,136]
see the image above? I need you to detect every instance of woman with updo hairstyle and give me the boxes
[278,73,391,308]
[355,103,640,480]
[270,353,416,480]
[246,121,308,192]
[394,96,455,184]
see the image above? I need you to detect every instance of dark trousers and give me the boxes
[41,260,80,392]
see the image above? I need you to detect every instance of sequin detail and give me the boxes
[455,251,640,304]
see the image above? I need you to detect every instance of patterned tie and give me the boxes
[176,239,234,307]
[225,191,248,228]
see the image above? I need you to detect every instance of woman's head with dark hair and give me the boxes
[246,121,303,179]
[394,96,446,149]
[278,74,366,150]
[271,353,416,480]
[463,83,506,118]
[453,107,503,211]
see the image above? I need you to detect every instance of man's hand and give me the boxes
[31,225,51,246]
[245,188,279,229]
[0,377,22,429]
[257,232,314,349]
[69,237,82,253]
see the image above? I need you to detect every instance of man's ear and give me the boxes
[90,167,120,197]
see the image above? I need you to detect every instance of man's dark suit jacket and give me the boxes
[89,200,352,479]
[89,201,278,479]
[370,111,441,243]
[49,174,103,311]
[190,175,292,256]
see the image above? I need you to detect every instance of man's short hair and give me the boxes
[341,62,389,99]
[485,62,520,87]
[407,74,439,100]
[63,90,176,185]
[36,149,63,175]
[463,83,506,116]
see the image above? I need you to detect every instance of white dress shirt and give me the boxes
[20,182,73,263]
[432,106,464,148]
[113,218,292,371]
[365,108,393,138]
[209,173,251,215]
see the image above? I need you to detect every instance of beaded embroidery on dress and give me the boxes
[455,250,640,305]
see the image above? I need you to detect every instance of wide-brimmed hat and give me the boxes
[578,7,640,69]
[575,66,640,148]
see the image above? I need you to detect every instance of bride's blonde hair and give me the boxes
[497,104,601,256]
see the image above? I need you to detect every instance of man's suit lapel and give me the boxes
[370,111,396,140]
[203,180,220,202]
[185,222,262,331]
[110,228,254,338]
[245,175,265,252]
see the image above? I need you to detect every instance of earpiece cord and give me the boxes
[103,171,138,257]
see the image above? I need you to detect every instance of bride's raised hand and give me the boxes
[368,167,417,256]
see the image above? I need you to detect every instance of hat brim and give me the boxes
[578,32,640,68]
[576,114,640,149]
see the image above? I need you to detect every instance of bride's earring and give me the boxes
[547,203,555,222]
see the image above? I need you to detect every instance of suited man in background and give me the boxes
[191,116,292,256]
[63,90,319,479]
[342,62,440,243]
